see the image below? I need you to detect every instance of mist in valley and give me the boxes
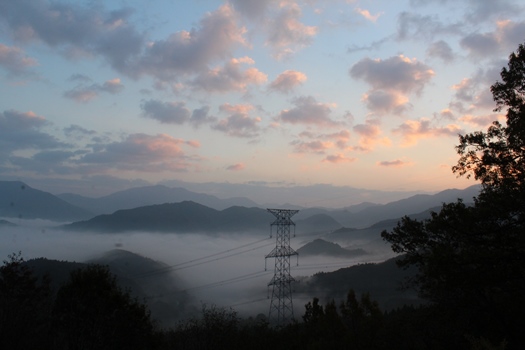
[0,217,392,326]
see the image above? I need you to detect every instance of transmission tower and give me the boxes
[265,208,299,326]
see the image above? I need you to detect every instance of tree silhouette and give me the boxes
[382,42,525,349]
[0,252,52,349]
[52,264,156,350]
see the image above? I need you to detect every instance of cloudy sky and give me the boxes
[1,0,523,197]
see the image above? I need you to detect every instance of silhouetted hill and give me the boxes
[26,249,194,327]
[58,185,259,214]
[62,201,275,233]
[0,181,94,222]
[88,249,194,326]
[0,219,17,227]
[217,206,275,230]
[297,239,367,258]
[295,257,421,310]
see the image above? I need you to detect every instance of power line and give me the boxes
[229,297,268,308]
[132,237,272,279]
[144,269,272,300]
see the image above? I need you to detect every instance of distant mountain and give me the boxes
[62,201,275,233]
[327,207,441,252]
[297,239,367,258]
[58,185,260,215]
[295,214,342,234]
[0,181,94,222]
[160,180,426,208]
[60,185,475,236]
[2,179,481,236]
[316,185,482,228]
[342,201,381,213]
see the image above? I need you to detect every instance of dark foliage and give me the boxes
[1,251,511,349]
[0,252,52,349]
[382,42,525,349]
[51,264,156,350]
[0,256,157,350]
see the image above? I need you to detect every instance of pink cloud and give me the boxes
[459,114,504,127]
[101,78,124,94]
[266,3,317,59]
[219,103,254,114]
[79,133,199,172]
[0,44,38,75]
[290,139,333,154]
[63,89,99,103]
[377,159,412,167]
[226,163,245,171]
[361,90,411,116]
[0,109,69,157]
[393,118,462,146]
[64,77,125,103]
[353,120,391,150]
[186,140,201,148]
[438,109,455,120]
[297,129,352,150]
[427,40,455,62]
[0,1,144,72]
[323,153,357,164]
[129,4,246,80]
[350,55,434,115]
[268,70,307,93]
[277,96,339,127]
[229,0,276,19]
[460,20,525,58]
[354,7,383,22]
[350,55,434,94]
[214,103,261,138]
[141,100,191,124]
[190,56,267,92]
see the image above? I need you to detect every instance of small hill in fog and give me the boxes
[297,239,367,258]
[0,219,16,227]
[27,249,193,327]
[295,257,421,310]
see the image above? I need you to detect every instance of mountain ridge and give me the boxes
[62,201,276,233]
[58,184,259,214]
[0,181,93,221]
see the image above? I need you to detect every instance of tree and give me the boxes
[454,43,525,193]
[339,290,383,349]
[52,264,156,350]
[382,42,525,349]
[167,304,241,349]
[300,291,384,349]
[0,252,52,349]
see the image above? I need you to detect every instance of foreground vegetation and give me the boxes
[0,254,504,350]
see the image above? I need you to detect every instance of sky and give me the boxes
[1,0,524,197]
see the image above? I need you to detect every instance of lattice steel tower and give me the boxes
[265,208,299,326]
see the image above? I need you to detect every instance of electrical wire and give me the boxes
[132,237,273,279]
[143,257,380,301]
